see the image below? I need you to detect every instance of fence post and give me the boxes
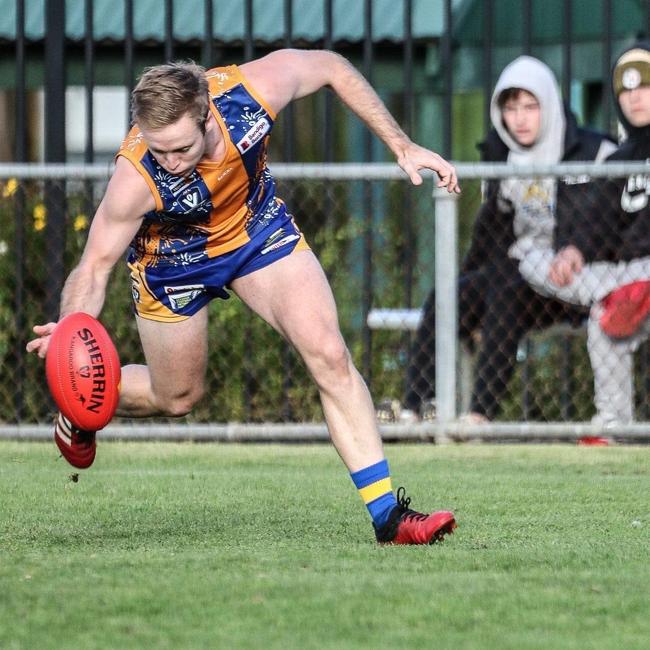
[44,0,67,322]
[433,187,458,431]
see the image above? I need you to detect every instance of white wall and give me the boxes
[36,86,129,161]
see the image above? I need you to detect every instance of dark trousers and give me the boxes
[404,265,586,419]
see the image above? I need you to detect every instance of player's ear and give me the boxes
[199,111,210,135]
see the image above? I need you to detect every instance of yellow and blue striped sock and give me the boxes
[350,459,397,528]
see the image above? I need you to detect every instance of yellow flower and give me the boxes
[73,214,89,231]
[33,203,47,231]
[2,178,18,198]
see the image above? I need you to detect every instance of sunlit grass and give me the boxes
[1,442,649,649]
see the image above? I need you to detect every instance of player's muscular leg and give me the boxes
[232,250,384,472]
[117,307,209,417]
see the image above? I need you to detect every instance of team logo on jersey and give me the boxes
[180,190,201,209]
[164,284,206,310]
[165,175,211,217]
[236,117,271,154]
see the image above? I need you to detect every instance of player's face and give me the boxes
[501,90,541,147]
[618,86,650,127]
[141,112,208,176]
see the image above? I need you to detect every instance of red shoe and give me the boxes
[54,413,97,469]
[578,436,611,446]
[374,487,457,545]
[600,280,650,338]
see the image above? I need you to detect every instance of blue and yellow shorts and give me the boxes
[127,215,309,322]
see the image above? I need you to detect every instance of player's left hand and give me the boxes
[26,322,57,359]
[397,143,460,193]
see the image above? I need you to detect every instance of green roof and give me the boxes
[453,0,647,45]
[2,0,453,43]
[5,1,644,48]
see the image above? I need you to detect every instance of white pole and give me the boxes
[434,187,459,426]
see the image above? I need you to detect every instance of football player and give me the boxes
[28,49,459,545]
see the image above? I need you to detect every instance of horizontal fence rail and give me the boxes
[3,422,650,444]
[0,162,648,442]
[2,161,650,180]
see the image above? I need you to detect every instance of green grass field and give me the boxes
[1,441,649,650]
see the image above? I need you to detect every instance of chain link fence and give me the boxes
[0,162,648,439]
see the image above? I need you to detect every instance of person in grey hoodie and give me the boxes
[519,44,650,425]
[385,56,615,424]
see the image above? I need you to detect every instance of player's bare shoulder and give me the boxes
[240,49,337,114]
[101,156,157,222]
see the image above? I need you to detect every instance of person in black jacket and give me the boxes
[520,44,650,425]
[381,55,615,423]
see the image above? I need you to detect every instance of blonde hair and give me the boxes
[131,61,209,131]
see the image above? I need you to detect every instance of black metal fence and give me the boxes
[1,164,648,426]
[6,0,649,318]
[2,0,650,428]
[9,1,650,164]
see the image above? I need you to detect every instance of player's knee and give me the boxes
[158,385,205,417]
[312,336,352,378]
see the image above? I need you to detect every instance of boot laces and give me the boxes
[396,486,428,522]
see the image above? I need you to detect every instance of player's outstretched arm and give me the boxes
[26,158,153,358]
[241,49,459,193]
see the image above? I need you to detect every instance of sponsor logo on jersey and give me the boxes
[261,233,300,255]
[262,228,286,248]
[236,117,271,154]
[164,284,206,310]
[217,167,233,181]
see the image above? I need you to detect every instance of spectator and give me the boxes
[379,55,615,423]
[519,43,650,425]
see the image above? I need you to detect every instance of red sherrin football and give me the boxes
[45,312,121,431]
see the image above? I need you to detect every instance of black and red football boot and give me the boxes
[374,487,457,545]
[53,412,97,469]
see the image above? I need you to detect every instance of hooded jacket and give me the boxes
[558,42,650,262]
[462,56,615,274]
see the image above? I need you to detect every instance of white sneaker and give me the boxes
[420,399,436,422]
[590,413,628,431]
[376,399,422,423]
[397,409,420,424]
[376,399,401,423]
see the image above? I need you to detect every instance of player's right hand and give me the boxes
[397,143,460,193]
[26,322,57,359]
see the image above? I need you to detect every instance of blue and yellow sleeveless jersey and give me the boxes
[116,65,308,267]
